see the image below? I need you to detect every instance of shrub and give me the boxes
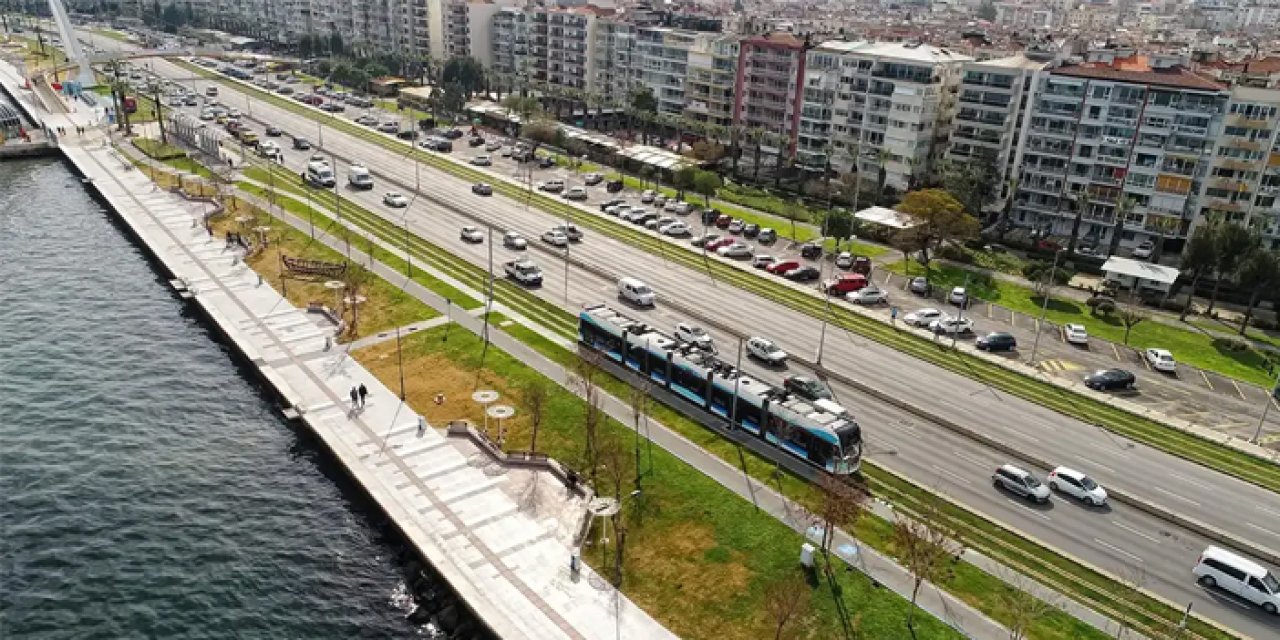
[938,243,971,263]
[1089,296,1116,317]
[1213,337,1251,352]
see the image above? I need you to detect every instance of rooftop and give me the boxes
[813,40,974,64]
[1101,257,1180,285]
[968,53,1052,72]
[1052,55,1225,91]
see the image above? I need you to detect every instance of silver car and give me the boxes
[993,464,1051,503]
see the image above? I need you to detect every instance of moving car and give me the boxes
[783,375,832,401]
[550,224,583,241]
[617,277,656,307]
[1192,546,1280,614]
[256,141,282,161]
[265,125,282,137]
[975,332,1017,352]
[503,259,543,287]
[1084,368,1136,391]
[292,137,312,150]
[1047,466,1108,506]
[847,286,888,305]
[929,316,974,335]
[904,308,944,327]
[674,323,714,351]
[747,337,788,366]
[472,182,493,196]
[1063,323,1089,345]
[542,229,569,247]
[460,226,484,243]
[1144,348,1177,373]
[383,192,409,208]
[502,231,527,250]
[992,464,1051,503]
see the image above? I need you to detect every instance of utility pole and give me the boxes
[1252,370,1280,444]
[484,224,494,344]
[1028,248,1063,367]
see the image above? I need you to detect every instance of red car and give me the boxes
[715,214,733,229]
[766,259,801,274]
[301,95,324,106]
[823,273,868,295]
[706,237,736,251]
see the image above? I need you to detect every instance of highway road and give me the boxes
[125,53,1280,636]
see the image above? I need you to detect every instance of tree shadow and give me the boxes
[1027,294,1084,315]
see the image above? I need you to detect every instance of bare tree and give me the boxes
[520,377,551,454]
[572,353,605,488]
[893,496,959,640]
[1118,306,1148,345]
[597,434,630,586]
[764,571,813,640]
[1109,565,1149,640]
[812,475,868,576]
[628,377,653,491]
[997,572,1057,640]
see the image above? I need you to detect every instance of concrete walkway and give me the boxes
[59,132,674,640]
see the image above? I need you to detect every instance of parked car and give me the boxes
[727,219,745,234]
[1084,368,1136,391]
[659,221,690,236]
[929,316,974,335]
[468,135,485,147]
[847,286,888,305]
[799,242,823,259]
[600,198,626,212]
[706,237,736,252]
[717,242,753,258]
[397,130,420,140]
[784,266,821,281]
[784,375,832,401]
[502,231,528,250]
[747,337,788,366]
[583,172,604,185]
[538,179,565,193]
[606,204,631,217]
[1063,323,1089,345]
[647,216,674,231]
[824,273,868,296]
[757,228,777,244]
[992,464,1051,503]
[674,323,714,351]
[949,286,969,306]
[485,140,503,152]
[691,233,721,248]
[976,332,1017,352]
[835,252,855,269]
[752,255,777,269]
[766,259,801,275]
[904,308,944,327]
[563,186,588,200]
[908,276,931,295]
[470,154,492,166]
[1144,348,1177,373]
[743,223,760,238]
[715,214,733,229]
[1047,466,1108,506]
[382,192,410,208]
[538,156,556,168]
[1131,241,1155,259]
[460,226,484,243]
[472,182,493,196]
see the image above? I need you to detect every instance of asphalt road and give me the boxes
[134,56,1280,637]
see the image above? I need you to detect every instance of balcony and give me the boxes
[1209,177,1250,191]
[1225,137,1265,151]
[1227,113,1271,127]
[1096,155,1129,168]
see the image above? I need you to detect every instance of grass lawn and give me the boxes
[353,325,967,640]
[885,260,1277,387]
[1190,317,1280,352]
[133,137,187,160]
[209,197,438,340]
[90,29,133,44]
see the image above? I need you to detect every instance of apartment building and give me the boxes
[1012,51,1229,253]
[797,41,971,191]
[590,16,635,107]
[443,0,515,67]
[1196,87,1280,249]
[945,51,1053,216]
[682,34,738,129]
[734,32,807,155]
[632,26,713,115]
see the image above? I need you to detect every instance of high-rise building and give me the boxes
[443,0,516,67]
[1197,87,1280,249]
[682,34,738,130]
[632,26,714,116]
[734,32,807,155]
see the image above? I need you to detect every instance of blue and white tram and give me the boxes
[579,304,863,474]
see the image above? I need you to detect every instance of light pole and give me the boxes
[1251,370,1279,444]
[1028,248,1064,367]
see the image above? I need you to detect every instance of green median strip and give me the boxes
[181,60,1280,496]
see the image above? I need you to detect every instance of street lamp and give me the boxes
[1251,371,1280,445]
[1028,248,1065,367]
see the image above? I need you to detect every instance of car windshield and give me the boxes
[634,286,651,295]
[1263,572,1280,593]
[1079,476,1098,490]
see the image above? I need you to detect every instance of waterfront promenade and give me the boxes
[52,132,674,639]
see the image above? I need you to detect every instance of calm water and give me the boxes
[0,158,478,638]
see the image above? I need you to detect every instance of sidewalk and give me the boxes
[62,133,674,640]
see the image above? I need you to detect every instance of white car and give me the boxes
[539,180,565,193]
[752,255,777,269]
[717,242,753,258]
[563,186,588,200]
[382,192,409,208]
[1063,323,1089,345]
[664,199,680,212]
[605,204,631,217]
[502,231,527,250]
[674,322,714,351]
[256,141,282,160]
[847,286,888,304]
[1047,466,1108,506]
[1144,348,1177,373]
[929,316,974,335]
[747,337,788,366]
[835,252,855,269]
[673,202,692,215]
[542,230,569,247]
[659,221,690,236]
[904,308,944,327]
[470,154,492,166]
[949,286,969,305]
[1131,241,1155,259]
[583,172,604,185]
[460,226,484,243]
[641,189,657,203]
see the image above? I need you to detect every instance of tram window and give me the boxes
[710,386,734,413]
[736,398,762,429]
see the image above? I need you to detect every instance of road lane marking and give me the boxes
[1230,379,1246,401]
[1074,456,1116,475]
[1199,370,1214,391]
[1244,521,1277,538]
[1151,485,1201,507]
[1257,504,1280,518]
[1003,425,1041,444]
[1094,537,1145,564]
[951,450,990,469]
[1111,520,1162,544]
[1167,471,1214,491]
[1012,502,1053,522]
[930,464,972,486]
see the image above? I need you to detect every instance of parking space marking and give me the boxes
[930,464,972,486]
[986,304,992,319]
[1073,456,1115,475]
[1057,325,1066,342]
[1110,343,1121,361]
[1199,370,1215,391]
[1229,379,1247,401]
[1151,485,1201,507]
[1140,356,1152,371]
[1010,311,1016,328]
[1111,520,1162,544]
[1094,537,1144,564]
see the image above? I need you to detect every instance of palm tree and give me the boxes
[1178,227,1218,321]
[772,130,790,189]
[749,127,767,183]
[1206,222,1258,315]
[1148,215,1181,263]
[1066,191,1091,254]
[1106,197,1135,258]
[1237,249,1280,335]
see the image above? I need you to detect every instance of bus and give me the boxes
[578,304,862,474]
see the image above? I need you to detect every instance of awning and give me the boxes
[854,206,919,230]
[1101,257,1180,285]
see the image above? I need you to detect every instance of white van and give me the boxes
[618,277,655,307]
[305,161,336,188]
[348,163,373,190]
[1193,546,1280,613]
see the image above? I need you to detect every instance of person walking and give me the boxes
[358,383,369,408]
[349,386,359,409]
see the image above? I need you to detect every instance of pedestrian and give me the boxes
[358,383,369,408]
[350,386,359,408]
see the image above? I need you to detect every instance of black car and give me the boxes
[538,156,556,168]
[442,128,464,139]
[397,130,420,140]
[783,375,833,401]
[701,209,721,225]
[292,137,312,150]
[320,102,345,113]
[600,199,625,212]
[976,332,1017,352]
[784,266,821,281]
[743,223,760,238]
[799,242,823,259]
[1084,368,1136,391]
[265,125,282,137]
[606,180,624,193]
[468,136,485,147]
[471,183,493,196]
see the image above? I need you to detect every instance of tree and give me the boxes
[998,575,1056,640]
[439,82,467,117]
[893,189,978,284]
[690,139,726,163]
[764,571,813,640]
[1206,222,1257,315]
[941,156,996,221]
[328,30,344,56]
[693,170,723,209]
[571,353,605,489]
[1022,260,1074,296]
[520,378,550,454]
[1106,196,1134,258]
[1066,192,1090,255]
[502,94,542,123]
[826,209,855,244]
[977,0,997,20]
[1236,249,1280,335]
[441,56,485,98]
[1178,227,1217,321]
[894,497,959,640]
[521,120,559,146]
[1148,215,1180,264]
[811,474,867,572]
[1119,306,1148,345]
[363,61,390,79]
[672,163,697,200]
